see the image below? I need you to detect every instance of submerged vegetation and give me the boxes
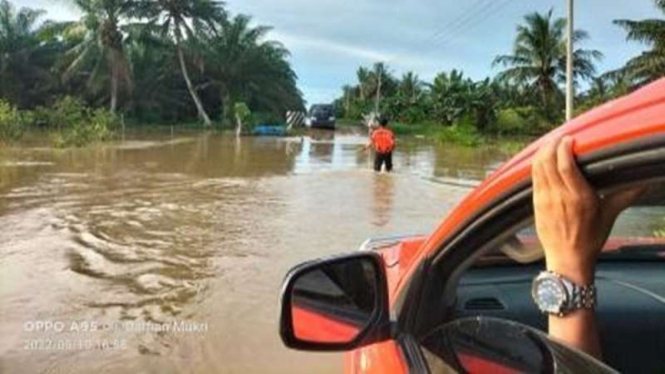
[336,3,665,145]
[0,101,24,143]
[0,97,118,147]
[0,0,304,145]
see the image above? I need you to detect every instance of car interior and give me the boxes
[451,182,665,373]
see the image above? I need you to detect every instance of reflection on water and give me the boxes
[372,175,395,227]
[0,130,511,374]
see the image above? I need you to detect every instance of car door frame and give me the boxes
[393,133,665,365]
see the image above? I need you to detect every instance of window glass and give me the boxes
[474,184,665,267]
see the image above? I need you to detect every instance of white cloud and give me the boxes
[273,32,391,62]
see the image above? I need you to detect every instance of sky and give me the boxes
[20,0,661,106]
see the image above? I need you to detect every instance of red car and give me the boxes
[280,78,665,374]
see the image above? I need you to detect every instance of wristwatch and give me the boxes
[532,271,597,317]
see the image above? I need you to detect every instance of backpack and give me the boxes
[372,128,395,153]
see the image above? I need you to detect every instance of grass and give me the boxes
[337,117,537,149]
[389,121,483,146]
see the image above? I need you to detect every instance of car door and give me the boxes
[388,79,665,371]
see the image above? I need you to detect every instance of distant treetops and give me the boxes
[0,0,305,127]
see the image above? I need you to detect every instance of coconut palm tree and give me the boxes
[493,10,602,118]
[62,0,133,114]
[613,0,665,86]
[134,0,226,126]
[0,0,50,107]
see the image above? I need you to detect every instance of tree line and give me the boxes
[336,4,665,136]
[0,0,304,129]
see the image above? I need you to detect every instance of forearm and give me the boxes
[547,261,602,359]
[532,136,640,362]
[549,309,601,359]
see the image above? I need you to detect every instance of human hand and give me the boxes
[532,136,644,284]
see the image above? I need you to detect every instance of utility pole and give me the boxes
[566,0,574,121]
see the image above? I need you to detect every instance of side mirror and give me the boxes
[279,252,391,351]
[421,317,618,374]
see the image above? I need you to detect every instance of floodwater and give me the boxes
[0,130,512,374]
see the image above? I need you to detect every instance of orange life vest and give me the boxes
[371,128,395,153]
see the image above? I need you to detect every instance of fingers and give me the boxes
[556,136,593,195]
[533,136,566,192]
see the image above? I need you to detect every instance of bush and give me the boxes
[34,97,118,147]
[437,124,483,147]
[57,109,117,148]
[0,100,25,143]
[41,96,87,130]
[494,107,553,135]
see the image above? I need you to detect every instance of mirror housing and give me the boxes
[421,317,618,374]
[279,252,391,351]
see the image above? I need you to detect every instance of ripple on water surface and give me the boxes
[0,133,509,373]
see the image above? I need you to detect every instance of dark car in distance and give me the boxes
[308,104,336,129]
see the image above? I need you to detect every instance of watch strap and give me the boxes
[568,281,597,311]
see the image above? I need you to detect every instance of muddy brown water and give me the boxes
[0,130,512,374]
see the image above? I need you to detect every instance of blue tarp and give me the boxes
[253,125,287,136]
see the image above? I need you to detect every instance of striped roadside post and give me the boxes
[286,111,306,131]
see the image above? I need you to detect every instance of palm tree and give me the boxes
[0,0,49,107]
[430,69,473,125]
[367,62,396,113]
[579,71,631,110]
[134,0,226,126]
[341,84,354,113]
[493,10,602,118]
[202,15,303,123]
[123,23,190,120]
[399,72,423,101]
[356,66,371,100]
[63,0,133,114]
[613,0,665,86]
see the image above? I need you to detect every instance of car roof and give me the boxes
[396,77,665,294]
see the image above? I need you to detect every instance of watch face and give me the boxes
[533,275,567,314]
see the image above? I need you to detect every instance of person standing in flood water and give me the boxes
[367,117,395,172]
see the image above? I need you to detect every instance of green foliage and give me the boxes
[0,0,304,129]
[493,10,602,119]
[335,8,608,144]
[0,0,55,108]
[436,124,483,147]
[59,0,133,114]
[40,96,87,129]
[613,0,665,86]
[202,15,304,124]
[390,121,482,147]
[0,100,25,142]
[35,96,117,147]
[494,107,552,135]
[234,102,251,123]
[233,101,252,133]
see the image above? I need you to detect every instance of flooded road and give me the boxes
[0,130,512,374]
